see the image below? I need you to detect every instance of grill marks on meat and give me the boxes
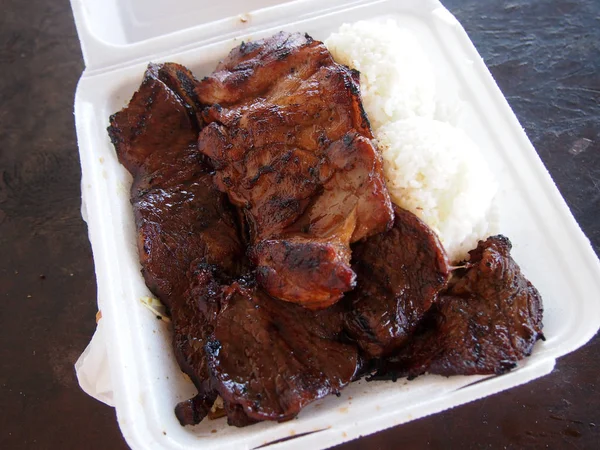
[196,32,393,309]
[108,63,202,177]
[344,206,451,358]
[374,236,545,379]
[132,163,244,305]
[196,33,338,108]
[173,265,359,426]
[250,134,393,308]
[108,59,362,427]
[252,237,356,310]
[107,37,545,430]
[109,63,244,307]
[108,63,245,425]
[205,279,358,423]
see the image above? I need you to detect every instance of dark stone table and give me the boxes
[1,0,598,448]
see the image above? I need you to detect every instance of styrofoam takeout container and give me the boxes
[70,0,600,448]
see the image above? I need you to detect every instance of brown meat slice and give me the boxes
[205,279,359,424]
[109,63,243,306]
[108,63,203,177]
[375,235,545,379]
[152,62,205,123]
[196,32,339,108]
[251,237,355,310]
[196,32,393,309]
[132,164,244,306]
[344,206,451,358]
[172,265,233,426]
[107,63,245,425]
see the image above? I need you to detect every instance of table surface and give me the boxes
[1,0,599,448]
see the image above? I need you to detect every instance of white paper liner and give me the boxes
[75,321,115,407]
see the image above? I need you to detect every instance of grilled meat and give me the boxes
[344,206,451,358]
[205,278,359,424]
[108,63,202,177]
[131,163,245,306]
[109,63,244,307]
[108,61,360,427]
[106,36,545,429]
[108,63,245,425]
[374,235,545,379]
[196,32,394,309]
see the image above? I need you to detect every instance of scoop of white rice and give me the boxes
[377,118,499,262]
[325,20,436,130]
[326,20,498,261]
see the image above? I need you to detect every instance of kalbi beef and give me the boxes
[107,40,546,430]
[196,32,394,309]
[175,265,359,426]
[131,166,244,306]
[108,63,245,425]
[108,61,359,427]
[375,235,545,379]
[205,279,359,424]
[109,63,244,307]
[152,62,205,123]
[344,206,451,358]
[108,63,202,177]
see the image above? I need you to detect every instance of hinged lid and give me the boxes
[71,0,417,73]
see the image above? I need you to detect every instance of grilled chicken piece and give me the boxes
[375,235,545,379]
[196,32,393,309]
[108,63,245,426]
[205,277,359,424]
[344,206,451,358]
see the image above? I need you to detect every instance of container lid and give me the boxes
[71,0,405,73]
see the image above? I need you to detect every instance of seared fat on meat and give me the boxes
[196,32,394,309]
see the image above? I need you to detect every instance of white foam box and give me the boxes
[70,0,600,448]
